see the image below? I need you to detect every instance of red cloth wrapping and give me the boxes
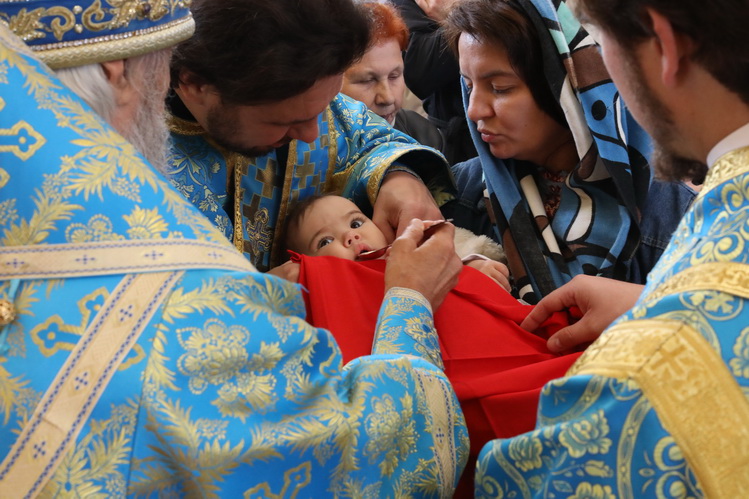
[294,254,582,458]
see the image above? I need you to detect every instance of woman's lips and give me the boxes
[478,129,498,142]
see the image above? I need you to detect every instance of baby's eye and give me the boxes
[351,219,364,229]
[317,236,333,249]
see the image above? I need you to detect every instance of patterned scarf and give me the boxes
[464,0,653,303]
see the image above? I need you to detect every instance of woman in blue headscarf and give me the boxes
[442,0,696,304]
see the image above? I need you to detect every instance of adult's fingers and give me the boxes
[372,211,397,243]
[520,286,579,332]
[546,321,598,353]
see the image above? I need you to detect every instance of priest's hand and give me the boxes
[521,275,644,353]
[384,218,461,310]
[373,171,442,242]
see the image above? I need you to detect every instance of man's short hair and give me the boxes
[574,0,749,105]
[171,0,371,106]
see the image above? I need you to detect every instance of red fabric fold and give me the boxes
[296,254,582,457]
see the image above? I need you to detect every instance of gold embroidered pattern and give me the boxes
[0,120,45,160]
[643,261,749,304]
[1,0,194,69]
[570,318,749,497]
[698,146,749,201]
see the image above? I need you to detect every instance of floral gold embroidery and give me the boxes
[569,482,616,499]
[559,410,612,458]
[730,326,749,379]
[507,434,543,472]
[364,393,417,477]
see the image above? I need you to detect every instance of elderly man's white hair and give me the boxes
[55,48,173,176]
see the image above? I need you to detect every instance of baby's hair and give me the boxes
[281,193,336,258]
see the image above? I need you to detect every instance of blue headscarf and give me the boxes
[463,0,653,303]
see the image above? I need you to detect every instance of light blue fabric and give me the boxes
[475,146,749,497]
[169,94,455,271]
[0,28,468,497]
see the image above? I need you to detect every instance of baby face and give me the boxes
[293,196,389,260]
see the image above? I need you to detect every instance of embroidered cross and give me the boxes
[75,254,96,265]
[435,427,446,444]
[5,258,25,269]
[143,250,164,261]
[255,158,276,199]
[207,251,222,260]
[74,372,89,390]
[296,151,321,190]
[650,341,689,382]
[119,304,134,322]
[33,441,47,459]
[244,209,272,258]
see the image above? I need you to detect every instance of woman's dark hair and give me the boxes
[171,0,371,105]
[574,0,749,105]
[442,0,566,126]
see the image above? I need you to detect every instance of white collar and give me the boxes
[707,122,749,168]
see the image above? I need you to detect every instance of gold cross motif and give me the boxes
[255,157,276,199]
[296,151,321,190]
[243,207,272,268]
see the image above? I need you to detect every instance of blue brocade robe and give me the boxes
[475,145,749,497]
[168,93,455,271]
[0,27,468,497]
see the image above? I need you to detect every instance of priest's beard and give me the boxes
[620,49,708,184]
[205,104,292,158]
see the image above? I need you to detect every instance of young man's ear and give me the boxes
[646,7,695,88]
[174,68,213,107]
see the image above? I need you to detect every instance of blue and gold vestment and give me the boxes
[169,93,455,271]
[0,26,468,497]
[475,145,749,497]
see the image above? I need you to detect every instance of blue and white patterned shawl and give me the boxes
[464,0,653,303]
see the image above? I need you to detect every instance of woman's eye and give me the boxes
[317,236,333,249]
[351,219,364,229]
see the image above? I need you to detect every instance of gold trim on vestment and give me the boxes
[323,106,338,193]
[232,153,245,253]
[569,319,749,497]
[698,146,749,202]
[643,261,749,304]
[167,112,204,136]
[0,271,182,496]
[616,396,651,498]
[365,150,423,205]
[270,140,297,268]
[0,239,254,280]
[413,370,461,498]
